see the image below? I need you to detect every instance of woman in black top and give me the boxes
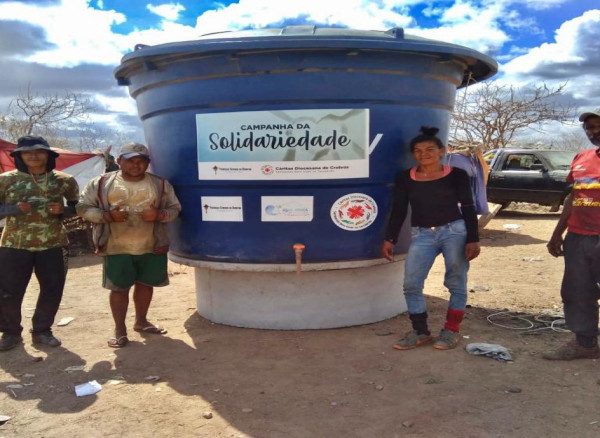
[381,127,480,350]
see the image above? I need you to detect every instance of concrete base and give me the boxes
[174,257,407,330]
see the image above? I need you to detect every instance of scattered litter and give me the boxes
[522,256,542,262]
[374,329,393,336]
[503,223,521,230]
[375,384,384,391]
[64,365,85,372]
[212,388,221,393]
[75,380,102,397]
[155,387,162,392]
[202,412,213,419]
[0,415,11,425]
[7,384,23,389]
[241,408,253,413]
[425,377,442,384]
[590,421,599,425]
[469,285,491,292]
[506,387,522,393]
[144,376,160,382]
[330,402,338,407]
[57,317,75,326]
[106,379,125,386]
[466,343,513,362]
[463,335,470,339]
[23,373,35,378]
[23,383,34,387]
[402,421,414,428]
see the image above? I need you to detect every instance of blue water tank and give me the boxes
[114,26,496,265]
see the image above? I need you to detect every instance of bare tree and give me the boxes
[450,81,575,150]
[0,84,96,142]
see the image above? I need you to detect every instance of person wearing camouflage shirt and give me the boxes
[0,136,79,351]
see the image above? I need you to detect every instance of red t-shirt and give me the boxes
[566,148,600,235]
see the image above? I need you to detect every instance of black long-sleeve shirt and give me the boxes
[384,167,479,244]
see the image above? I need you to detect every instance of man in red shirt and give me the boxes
[544,108,600,360]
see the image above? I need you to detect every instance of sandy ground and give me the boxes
[1,205,600,438]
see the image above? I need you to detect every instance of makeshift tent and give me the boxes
[0,138,106,190]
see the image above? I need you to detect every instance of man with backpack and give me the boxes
[77,142,181,348]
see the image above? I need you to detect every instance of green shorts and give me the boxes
[103,253,169,291]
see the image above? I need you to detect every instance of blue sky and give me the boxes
[0,0,598,148]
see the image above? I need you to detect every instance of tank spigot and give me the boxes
[293,243,306,275]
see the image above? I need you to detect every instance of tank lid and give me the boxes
[116,26,497,86]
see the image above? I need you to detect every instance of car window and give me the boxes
[543,151,577,170]
[483,150,497,165]
[503,154,538,170]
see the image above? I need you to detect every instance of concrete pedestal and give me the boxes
[169,255,407,329]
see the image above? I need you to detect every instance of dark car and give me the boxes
[486,148,577,211]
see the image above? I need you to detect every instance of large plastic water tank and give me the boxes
[115,26,496,329]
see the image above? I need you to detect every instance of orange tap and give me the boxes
[293,243,305,274]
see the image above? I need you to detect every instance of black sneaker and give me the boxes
[0,334,23,351]
[32,332,61,347]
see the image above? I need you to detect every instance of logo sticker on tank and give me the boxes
[330,193,378,231]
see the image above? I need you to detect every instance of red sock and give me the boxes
[444,308,465,332]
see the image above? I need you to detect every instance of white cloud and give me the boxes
[0,0,597,141]
[0,0,128,67]
[409,1,509,55]
[503,10,600,77]
[146,3,185,21]
[193,0,415,36]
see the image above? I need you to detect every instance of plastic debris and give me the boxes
[0,415,11,425]
[522,256,542,262]
[144,375,160,382]
[57,317,75,326]
[503,223,521,230]
[75,380,102,397]
[466,343,513,362]
[7,384,23,389]
[64,365,85,372]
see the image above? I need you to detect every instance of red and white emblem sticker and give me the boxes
[330,193,378,231]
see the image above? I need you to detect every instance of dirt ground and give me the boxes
[1,205,600,438]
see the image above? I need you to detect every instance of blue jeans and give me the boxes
[403,219,469,314]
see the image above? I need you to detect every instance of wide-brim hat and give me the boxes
[10,135,59,158]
